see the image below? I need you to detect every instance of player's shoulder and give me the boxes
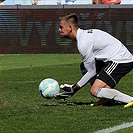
[79,28,105,36]
[77,28,96,36]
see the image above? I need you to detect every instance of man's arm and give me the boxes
[77,60,96,87]
[55,60,96,100]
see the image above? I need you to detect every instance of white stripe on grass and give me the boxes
[94,121,133,133]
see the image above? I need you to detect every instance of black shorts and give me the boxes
[80,60,133,88]
[96,60,133,88]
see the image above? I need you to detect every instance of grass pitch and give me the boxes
[0,54,133,133]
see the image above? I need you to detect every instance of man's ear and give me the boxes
[69,25,72,32]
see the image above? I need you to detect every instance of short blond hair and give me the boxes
[59,13,79,28]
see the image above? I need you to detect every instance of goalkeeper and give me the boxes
[55,13,133,108]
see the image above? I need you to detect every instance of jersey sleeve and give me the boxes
[78,39,95,63]
[77,60,96,88]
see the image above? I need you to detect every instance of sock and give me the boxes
[96,88,133,103]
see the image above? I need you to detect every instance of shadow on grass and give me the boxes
[41,101,124,106]
[41,101,92,106]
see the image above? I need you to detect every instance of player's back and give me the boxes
[77,29,133,63]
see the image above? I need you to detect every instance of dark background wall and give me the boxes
[0,5,132,54]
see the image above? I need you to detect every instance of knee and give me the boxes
[90,87,99,96]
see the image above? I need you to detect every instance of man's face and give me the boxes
[58,20,71,39]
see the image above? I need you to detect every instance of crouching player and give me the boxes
[55,13,133,108]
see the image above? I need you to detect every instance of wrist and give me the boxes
[72,84,81,93]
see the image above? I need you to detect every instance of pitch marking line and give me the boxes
[94,121,133,133]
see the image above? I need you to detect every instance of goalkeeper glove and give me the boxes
[55,84,80,100]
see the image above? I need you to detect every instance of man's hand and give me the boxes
[55,84,80,100]
[60,84,73,91]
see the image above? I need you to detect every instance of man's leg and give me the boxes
[80,62,112,106]
[90,79,133,105]
[90,61,133,107]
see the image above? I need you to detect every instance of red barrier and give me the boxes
[0,7,132,54]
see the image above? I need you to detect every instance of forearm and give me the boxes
[77,71,96,88]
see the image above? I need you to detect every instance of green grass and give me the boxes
[0,54,133,133]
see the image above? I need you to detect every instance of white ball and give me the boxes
[39,78,60,99]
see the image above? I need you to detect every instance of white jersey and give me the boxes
[76,28,133,63]
[76,28,133,87]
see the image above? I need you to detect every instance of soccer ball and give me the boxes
[39,78,60,99]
